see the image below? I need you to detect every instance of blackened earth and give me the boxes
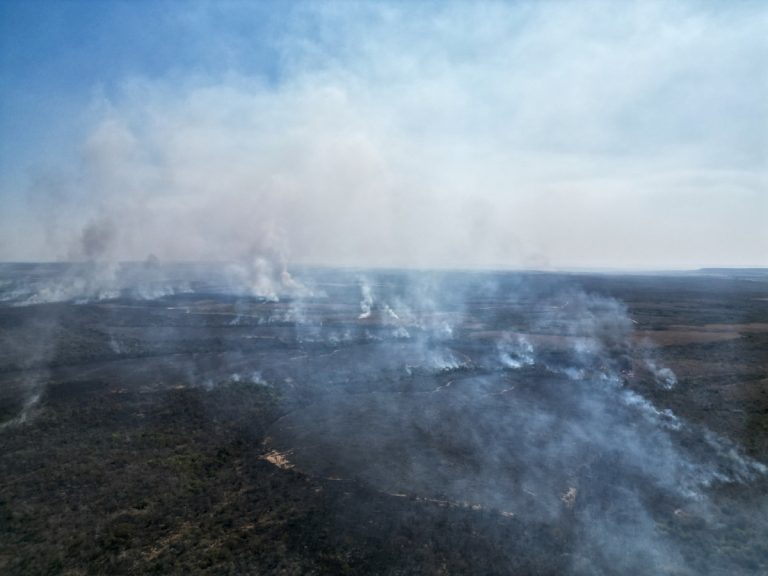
[1,266,767,575]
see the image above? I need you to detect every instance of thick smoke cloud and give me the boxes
[3,1,766,270]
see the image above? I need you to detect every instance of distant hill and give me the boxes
[697,268,768,278]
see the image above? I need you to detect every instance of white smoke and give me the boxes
[6,2,765,271]
[358,280,374,319]
[645,359,678,389]
[498,334,535,369]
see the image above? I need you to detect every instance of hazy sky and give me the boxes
[1,0,766,269]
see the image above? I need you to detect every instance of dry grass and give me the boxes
[261,449,295,470]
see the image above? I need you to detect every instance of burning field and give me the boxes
[1,264,767,575]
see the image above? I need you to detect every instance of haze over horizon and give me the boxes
[1,1,766,270]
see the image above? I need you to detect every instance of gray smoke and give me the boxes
[257,274,767,575]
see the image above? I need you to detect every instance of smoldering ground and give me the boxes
[1,266,767,575]
[261,272,768,576]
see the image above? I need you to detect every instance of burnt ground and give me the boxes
[0,267,767,575]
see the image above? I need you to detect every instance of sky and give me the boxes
[0,0,766,270]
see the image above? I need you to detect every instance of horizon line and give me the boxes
[0,260,766,276]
